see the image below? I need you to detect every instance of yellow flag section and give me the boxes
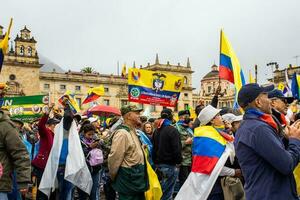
[294,164,300,195]
[0,18,13,72]
[144,149,162,200]
[128,68,184,107]
[249,70,255,83]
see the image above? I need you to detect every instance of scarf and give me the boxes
[214,126,234,142]
[246,108,278,131]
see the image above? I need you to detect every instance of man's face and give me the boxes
[256,93,272,114]
[211,114,224,127]
[271,98,288,115]
[127,111,142,128]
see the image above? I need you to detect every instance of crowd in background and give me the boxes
[1,83,300,200]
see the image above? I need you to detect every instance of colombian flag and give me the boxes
[176,126,234,200]
[0,18,13,72]
[58,91,81,114]
[219,30,245,107]
[291,73,300,99]
[82,85,105,104]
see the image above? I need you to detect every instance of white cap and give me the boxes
[88,117,98,123]
[222,113,243,123]
[198,105,222,126]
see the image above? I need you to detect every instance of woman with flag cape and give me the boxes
[176,105,235,200]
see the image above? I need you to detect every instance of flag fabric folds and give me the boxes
[175,126,234,200]
[82,85,105,104]
[58,91,80,113]
[0,18,13,72]
[291,73,300,99]
[219,30,245,107]
[39,120,93,197]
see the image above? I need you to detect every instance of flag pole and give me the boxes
[255,64,258,83]
[117,61,120,76]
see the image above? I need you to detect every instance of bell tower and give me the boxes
[14,25,39,64]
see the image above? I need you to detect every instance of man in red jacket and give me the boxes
[32,104,60,200]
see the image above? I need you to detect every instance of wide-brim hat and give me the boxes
[198,105,222,126]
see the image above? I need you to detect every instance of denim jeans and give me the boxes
[0,193,8,200]
[157,164,179,200]
[57,166,74,200]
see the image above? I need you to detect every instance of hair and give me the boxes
[140,116,148,123]
[82,124,95,134]
[142,121,153,134]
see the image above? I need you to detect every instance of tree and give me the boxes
[80,67,97,73]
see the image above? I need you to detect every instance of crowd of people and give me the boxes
[1,83,300,200]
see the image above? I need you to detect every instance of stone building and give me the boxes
[268,64,300,86]
[200,64,235,108]
[0,25,198,116]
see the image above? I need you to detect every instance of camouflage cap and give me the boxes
[121,105,143,116]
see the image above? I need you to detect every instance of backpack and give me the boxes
[87,148,103,166]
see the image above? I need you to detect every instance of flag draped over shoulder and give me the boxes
[39,120,93,197]
[82,85,105,104]
[0,18,13,72]
[175,126,234,200]
[58,91,80,113]
[219,30,245,107]
[291,73,300,99]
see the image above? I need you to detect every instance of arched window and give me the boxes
[20,46,24,55]
[27,46,32,56]
[184,76,188,84]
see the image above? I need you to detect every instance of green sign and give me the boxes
[1,94,49,122]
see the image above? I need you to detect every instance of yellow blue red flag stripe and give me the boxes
[0,18,13,72]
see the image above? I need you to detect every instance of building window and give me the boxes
[184,76,188,84]
[104,99,110,106]
[121,100,128,107]
[104,87,109,92]
[139,103,144,109]
[184,93,188,98]
[44,83,50,89]
[20,46,24,56]
[76,98,82,108]
[9,74,16,81]
[184,104,189,110]
[60,85,66,90]
[27,47,32,56]
[75,85,81,91]
[208,86,211,93]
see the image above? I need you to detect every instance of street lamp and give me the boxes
[267,62,278,83]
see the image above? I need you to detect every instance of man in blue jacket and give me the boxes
[235,83,300,200]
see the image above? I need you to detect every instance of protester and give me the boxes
[222,113,243,135]
[32,104,59,200]
[78,124,102,200]
[197,105,238,200]
[142,121,154,141]
[235,83,300,200]
[193,85,221,129]
[0,109,31,200]
[175,110,193,187]
[153,108,182,200]
[108,105,148,200]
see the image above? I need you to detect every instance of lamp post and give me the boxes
[267,62,278,83]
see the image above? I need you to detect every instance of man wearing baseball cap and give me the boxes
[235,83,300,200]
[108,105,148,200]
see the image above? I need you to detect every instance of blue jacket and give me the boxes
[234,110,300,200]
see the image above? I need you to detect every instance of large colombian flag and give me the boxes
[0,18,13,72]
[175,126,234,200]
[219,30,245,107]
[291,72,300,99]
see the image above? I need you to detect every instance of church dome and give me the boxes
[202,64,219,79]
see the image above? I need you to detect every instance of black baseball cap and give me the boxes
[178,110,191,117]
[238,83,274,108]
[268,89,294,104]
[161,108,173,119]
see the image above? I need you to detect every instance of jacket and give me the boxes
[0,111,31,192]
[234,109,300,200]
[176,122,193,166]
[32,114,54,169]
[153,119,182,165]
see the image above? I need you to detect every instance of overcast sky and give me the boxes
[2,0,300,90]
